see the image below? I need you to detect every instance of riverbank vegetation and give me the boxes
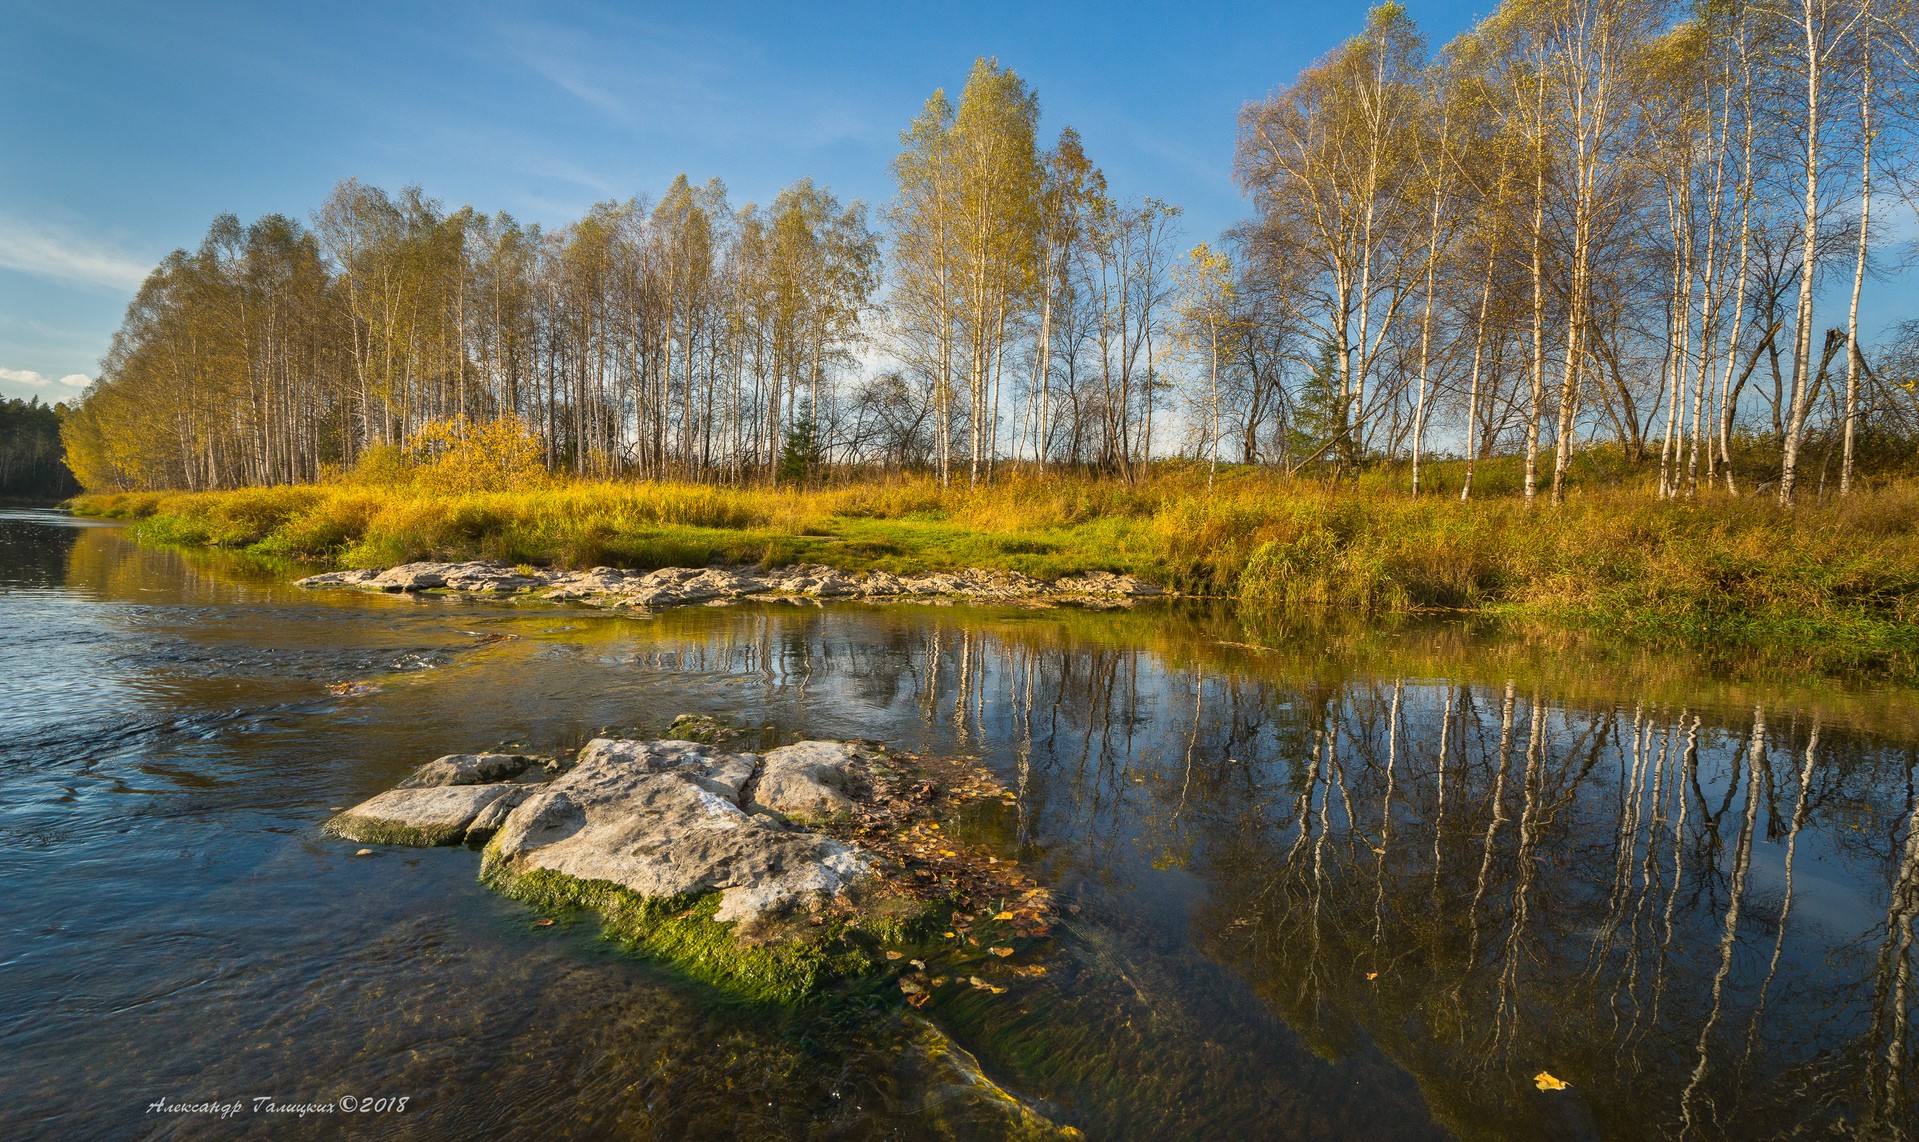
[72,459,1919,665]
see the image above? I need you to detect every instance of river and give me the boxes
[1,508,1914,1140]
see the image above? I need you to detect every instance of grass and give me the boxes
[69,460,1919,667]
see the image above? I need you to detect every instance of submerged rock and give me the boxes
[665,712,744,745]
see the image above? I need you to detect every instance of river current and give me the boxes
[1,508,1914,1140]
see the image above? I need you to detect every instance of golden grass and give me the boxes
[71,463,1919,665]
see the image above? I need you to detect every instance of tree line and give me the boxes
[1,397,78,500]
[64,0,1919,504]
[1232,0,1919,503]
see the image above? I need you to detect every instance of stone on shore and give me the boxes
[297,556,1166,611]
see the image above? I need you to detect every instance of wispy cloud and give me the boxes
[0,218,150,290]
[0,367,90,388]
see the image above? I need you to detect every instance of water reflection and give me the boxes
[3,512,1915,1140]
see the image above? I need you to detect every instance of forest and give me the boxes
[1,398,78,501]
[58,0,1919,506]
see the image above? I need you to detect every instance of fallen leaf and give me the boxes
[988,946,1014,958]
[1366,971,1379,981]
[353,848,375,857]
[884,951,903,961]
[907,993,931,1008]
[994,911,1015,921]
[1534,1072,1570,1092]
[535,918,556,928]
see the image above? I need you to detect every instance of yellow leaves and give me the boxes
[1366,971,1379,981]
[993,910,1015,921]
[1534,1072,1570,1092]
[406,415,547,493]
[988,946,1014,958]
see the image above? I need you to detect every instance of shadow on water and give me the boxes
[1,509,1914,1139]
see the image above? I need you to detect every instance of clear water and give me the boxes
[1,508,1914,1140]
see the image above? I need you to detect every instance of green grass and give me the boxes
[70,463,1919,667]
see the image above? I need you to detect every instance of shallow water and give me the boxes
[1,508,1914,1140]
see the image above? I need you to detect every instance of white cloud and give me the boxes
[0,218,150,290]
[0,367,91,388]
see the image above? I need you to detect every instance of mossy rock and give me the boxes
[482,863,891,1004]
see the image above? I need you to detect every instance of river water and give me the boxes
[1,508,1914,1140]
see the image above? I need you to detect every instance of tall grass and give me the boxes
[71,465,1919,660]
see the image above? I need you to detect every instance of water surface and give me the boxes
[2,509,1914,1139]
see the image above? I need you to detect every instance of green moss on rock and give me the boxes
[482,862,882,1004]
[323,813,466,847]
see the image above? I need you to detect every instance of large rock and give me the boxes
[752,741,859,823]
[483,739,870,927]
[397,752,532,788]
[325,783,540,846]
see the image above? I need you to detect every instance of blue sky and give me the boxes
[0,1,1908,405]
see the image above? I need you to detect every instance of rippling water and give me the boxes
[1,508,1914,1140]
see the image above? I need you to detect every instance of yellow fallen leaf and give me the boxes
[1366,971,1378,980]
[1534,1072,1570,1092]
[994,911,1015,921]
[988,946,1014,957]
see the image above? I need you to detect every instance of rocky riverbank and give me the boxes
[296,559,1164,611]
[324,722,1056,1002]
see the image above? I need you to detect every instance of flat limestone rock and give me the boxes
[465,788,540,844]
[573,738,757,801]
[326,783,533,846]
[752,741,858,823]
[484,739,869,927]
[397,752,532,788]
